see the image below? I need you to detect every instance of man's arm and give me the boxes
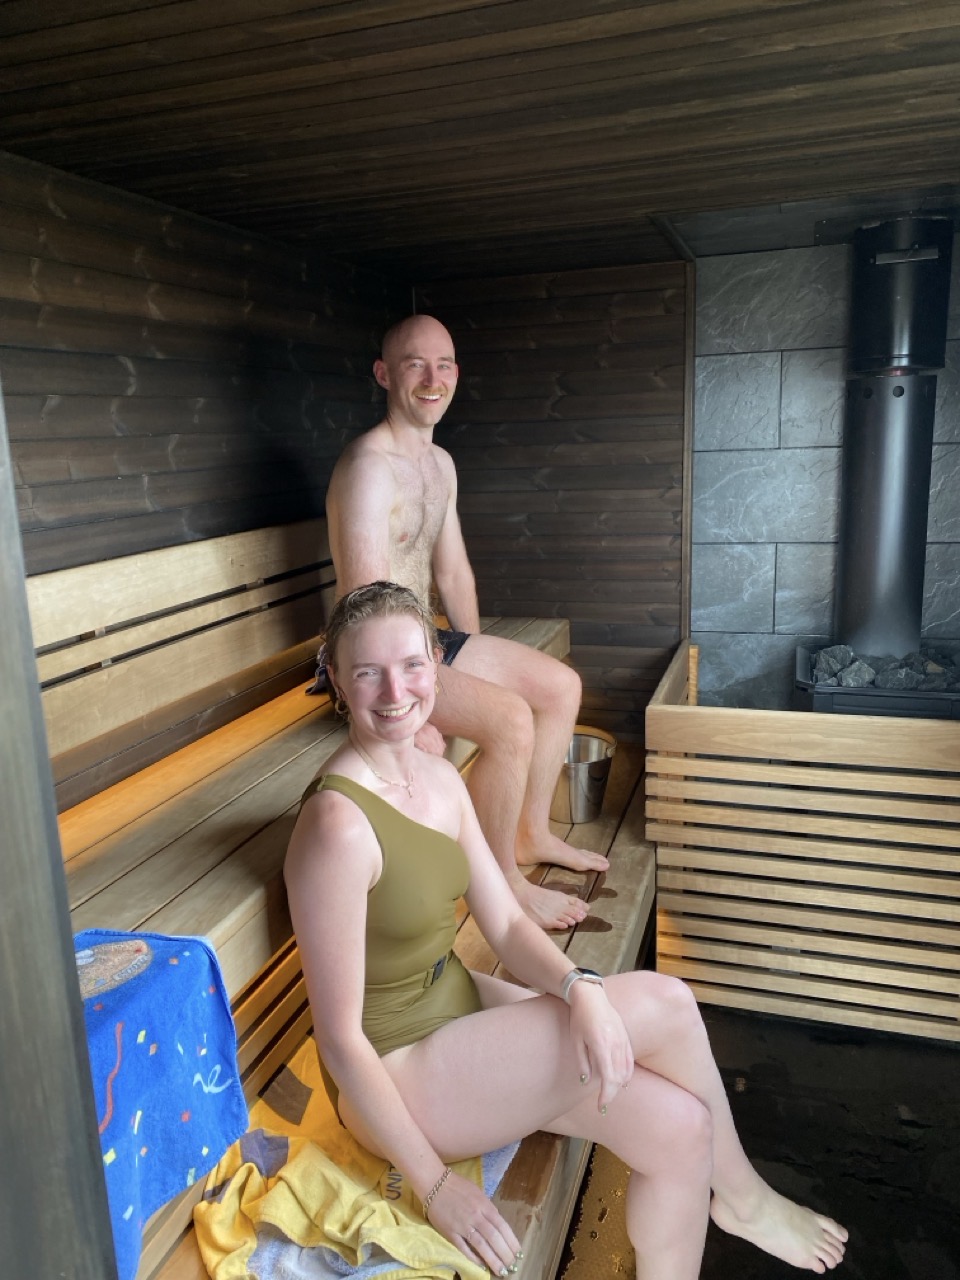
[326,449,395,594]
[431,453,480,633]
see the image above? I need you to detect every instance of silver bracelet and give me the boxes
[422,1165,453,1218]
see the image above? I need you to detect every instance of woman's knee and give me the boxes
[618,1079,713,1180]
[657,974,702,1027]
[619,972,705,1043]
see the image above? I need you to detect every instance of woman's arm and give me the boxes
[284,790,451,1200]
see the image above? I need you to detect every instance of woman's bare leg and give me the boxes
[343,982,713,1280]
[601,973,847,1274]
[340,971,846,1275]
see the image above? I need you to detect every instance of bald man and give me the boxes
[326,314,609,930]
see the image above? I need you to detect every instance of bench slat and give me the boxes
[28,519,329,647]
[232,939,302,1037]
[236,976,309,1073]
[59,683,324,856]
[37,572,329,684]
[66,711,342,915]
[44,593,327,757]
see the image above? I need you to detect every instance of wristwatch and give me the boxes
[561,966,604,1003]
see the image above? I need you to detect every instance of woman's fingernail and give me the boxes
[499,1268,508,1277]
[515,1252,524,1261]
[579,1073,588,1084]
[600,1104,608,1116]
[508,1266,519,1273]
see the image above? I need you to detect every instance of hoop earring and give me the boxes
[333,690,349,719]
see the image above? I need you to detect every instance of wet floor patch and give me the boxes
[558,1008,960,1280]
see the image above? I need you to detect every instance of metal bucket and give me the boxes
[550,726,617,824]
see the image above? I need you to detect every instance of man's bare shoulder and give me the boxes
[429,440,457,478]
[329,429,394,497]
[333,426,394,471]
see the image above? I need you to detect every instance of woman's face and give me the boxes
[330,613,437,741]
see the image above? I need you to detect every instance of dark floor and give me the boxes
[560,1007,960,1280]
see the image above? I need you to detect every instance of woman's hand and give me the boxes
[425,1167,522,1276]
[568,982,634,1111]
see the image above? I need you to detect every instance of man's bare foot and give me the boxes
[517,832,610,874]
[513,877,588,930]
[710,1183,848,1273]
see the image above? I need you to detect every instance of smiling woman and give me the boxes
[282,580,849,1280]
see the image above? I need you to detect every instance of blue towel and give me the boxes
[75,928,248,1280]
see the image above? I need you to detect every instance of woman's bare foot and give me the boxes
[517,832,610,874]
[513,876,588,930]
[711,1183,848,1273]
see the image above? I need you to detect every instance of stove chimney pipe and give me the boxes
[833,217,953,658]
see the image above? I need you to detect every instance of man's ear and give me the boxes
[373,359,390,391]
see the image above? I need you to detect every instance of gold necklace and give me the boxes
[352,738,414,798]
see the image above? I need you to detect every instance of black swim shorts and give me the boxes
[437,627,470,666]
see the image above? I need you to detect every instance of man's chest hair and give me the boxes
[389,453,448,536]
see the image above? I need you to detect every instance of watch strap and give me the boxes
[561,967,604,1003]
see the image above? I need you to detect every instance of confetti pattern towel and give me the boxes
[75,928,248,1280]
[195,1034,518,1280]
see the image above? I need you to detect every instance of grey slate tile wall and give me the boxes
[692,237,960,709]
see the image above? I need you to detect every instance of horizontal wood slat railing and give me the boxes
[29,519,335,809]
[27,520,655,1280]
[645,642,960,1043]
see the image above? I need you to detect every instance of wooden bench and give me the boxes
[28,521,655,1280]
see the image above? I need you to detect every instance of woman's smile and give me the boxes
[374,704,416,720]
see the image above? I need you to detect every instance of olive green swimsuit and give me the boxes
[300,774,483,1110]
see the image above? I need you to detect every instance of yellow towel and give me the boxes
[194,1036,491,1280]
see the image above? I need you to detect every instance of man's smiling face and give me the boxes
[374,315,458,431]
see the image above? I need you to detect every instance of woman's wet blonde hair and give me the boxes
[323,581,438,676]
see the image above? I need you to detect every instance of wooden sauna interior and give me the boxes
[3,5,960,1277]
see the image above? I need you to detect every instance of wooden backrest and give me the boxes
[28,520,334,806]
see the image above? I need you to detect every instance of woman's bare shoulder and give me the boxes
[285,778,380,884]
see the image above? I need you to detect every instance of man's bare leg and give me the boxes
[430,661,590,930]
[449,633,610,875]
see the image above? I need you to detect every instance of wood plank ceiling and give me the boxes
[1,0,960,276]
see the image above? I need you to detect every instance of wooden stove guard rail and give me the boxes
[645,641,960,1043]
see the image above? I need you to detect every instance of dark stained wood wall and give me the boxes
[419,263,688,740]
[4,3,960,280]
[0,151,406,576]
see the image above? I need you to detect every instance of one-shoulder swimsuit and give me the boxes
[299,774,483,1109]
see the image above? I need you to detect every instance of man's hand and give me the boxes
[415,723,447,756]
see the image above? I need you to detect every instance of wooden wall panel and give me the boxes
[419,262,688,740]
[0,152,405,575]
